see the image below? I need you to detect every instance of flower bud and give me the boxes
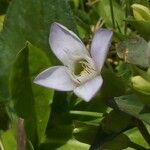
[131,76,150,95]
[132,4,150,21]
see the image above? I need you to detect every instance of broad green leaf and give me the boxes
[0,0,76,100]
[10,44,53,147]
[96,0,125,32]
[10,45,37,146]
[40,92,73,149]
[28,44,54,144]
[117,36,149,68]
[125,127,150,149]
[114,94,150,125]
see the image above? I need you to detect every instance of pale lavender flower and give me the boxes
[34,22,113,102]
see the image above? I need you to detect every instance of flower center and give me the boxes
[74,59,89,76]
[69,57,97,84]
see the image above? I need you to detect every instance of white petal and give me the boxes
[73,76,103,102]
[49,22,89,65]
[91,28,113,71]
[34,66,76,91]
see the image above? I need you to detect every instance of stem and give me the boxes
[17,118,26,150]
[109,0,115,29]
[69,110,102,117]
[80,0,85,11]
[124,0,128,35]
[134,118,150,146]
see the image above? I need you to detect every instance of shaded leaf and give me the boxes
[127,19,150,40]
[117,36,149,68]
[0,0,76,100]
[101,110,132,133]
[10,44,53,147]
[114,94,150,125]
[101,134,130,150]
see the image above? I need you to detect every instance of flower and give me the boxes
[34,22,113,102]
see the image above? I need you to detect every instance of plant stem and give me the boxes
[80,0,85,11]
[124,0,128,35]
[17,118,26,150]
[109,0,115,29]
[134,118,150,146]
[69,110,103,117]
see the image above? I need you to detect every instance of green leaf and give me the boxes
[116,63,132,81]
[10,45,37,146]
[96,0,125,32]
[10,44,53,147]
[117,36,149,68]
[28,44,54,144]
[101,110,132,134]
[0,119,17,150]
[39,139,89,150]
[40,125,73,150]
[113,94,150,125]
[73,121,99,144]
[101,69,126,98]
[101,134,130,150]
[125,127,150,149]
[56,139,89,150]
[127,19,150,40]
[0,0,76,100]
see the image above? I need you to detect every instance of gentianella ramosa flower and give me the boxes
[34,23,113,102]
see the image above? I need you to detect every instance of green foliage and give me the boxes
[0,0,76,100]
[114,94,150,125]
[0,0,150,149]
[117,36,149,68]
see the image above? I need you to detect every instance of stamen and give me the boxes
[64,50,97,84]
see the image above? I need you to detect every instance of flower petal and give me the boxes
[34,66,76,91]
[49,22,89,65]
[91,28,113,71]
[73,76,103,102]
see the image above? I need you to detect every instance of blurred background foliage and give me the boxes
[0,0,150,149]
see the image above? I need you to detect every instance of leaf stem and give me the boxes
[109,0,115,29]
[69,110,103,117]
[134,118,150,146]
